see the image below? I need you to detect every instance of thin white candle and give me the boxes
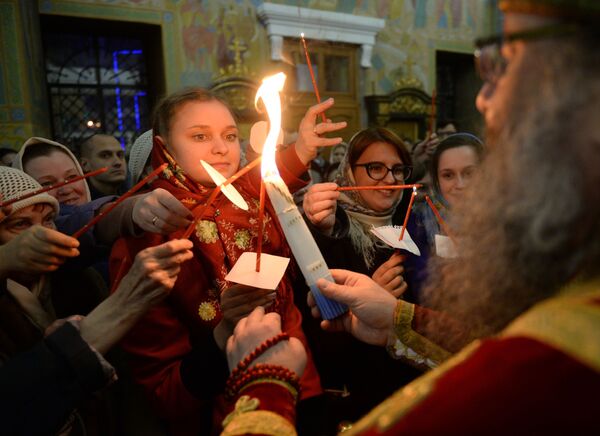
[256,73,346,320]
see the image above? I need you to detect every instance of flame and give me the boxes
[255,72,286,178]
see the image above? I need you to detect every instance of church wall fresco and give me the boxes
[0,0,499,147]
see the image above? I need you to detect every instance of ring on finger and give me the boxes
[152,216,159,226]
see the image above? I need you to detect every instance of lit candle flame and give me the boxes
[255,72,287,178]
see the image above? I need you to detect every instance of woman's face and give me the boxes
[330,145,347,164]
[24,150,87,206]
[0,203,56,244]
[352,141,404,212]
[162,100,240,186]
[437,145,479,207]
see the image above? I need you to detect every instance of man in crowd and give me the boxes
[79,134,128,199]
[221,0,600,434]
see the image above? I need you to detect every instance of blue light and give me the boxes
[112,49,144,149]
[134,91,147,130]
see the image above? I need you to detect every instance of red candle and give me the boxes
[0,167,108,208]
[300,33,327,123]
[181,187,222,240]
[181,158,261,240]
[255,180,266,272]
[337,183,422,192]
[72,164,167,239]
[399,187,417,241]
[427,89,437,139]
[424,194,456,244]
[224,157,261,186]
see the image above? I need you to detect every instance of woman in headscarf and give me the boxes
[299,127,423,434]
[411,133,484,259]
[109,87,346,435]
[303,127,424,300]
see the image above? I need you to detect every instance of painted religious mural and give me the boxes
[0,0,498,148]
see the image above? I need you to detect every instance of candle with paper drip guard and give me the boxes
[424,194,458,258]
[255,72,346,319]
[369,186,421,256]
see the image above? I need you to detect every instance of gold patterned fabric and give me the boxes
[387,300,452,368]
[345,278,600,435]
[502,277,600,372]
[222,409,297,436]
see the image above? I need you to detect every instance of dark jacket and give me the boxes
[294,206,428,435]
[0,283,111,436]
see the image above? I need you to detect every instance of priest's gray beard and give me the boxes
[421,35,600,338]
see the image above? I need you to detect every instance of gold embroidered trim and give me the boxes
[222,395,260,428]
[502,281,600,372]
[347,280,600,435]
[239,379,298,402]
[221,410,297,436]
[345,340,481,435]
[389,300,452,366]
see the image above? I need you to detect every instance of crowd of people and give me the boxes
[1,0,599,435]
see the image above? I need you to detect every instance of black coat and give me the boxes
[0,284,111,436]
[294,208,426,436]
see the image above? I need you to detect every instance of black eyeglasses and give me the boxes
[474,23,578,84]
[354,162,412,182]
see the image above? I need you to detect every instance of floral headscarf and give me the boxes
[148,137,294,316]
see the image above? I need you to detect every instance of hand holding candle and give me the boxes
[294,99,346,167]
[257,72,347,320]
[72,164,167,239]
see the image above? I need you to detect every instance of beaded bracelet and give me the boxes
[226,363,300,399]
[229,332,290,382]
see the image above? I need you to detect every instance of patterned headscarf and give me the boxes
[333,136,407,269]
[147,137,292,315]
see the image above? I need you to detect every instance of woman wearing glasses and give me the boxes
[303,127,422,299]
[298,127,423,435]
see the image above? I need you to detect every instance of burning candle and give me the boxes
[72,164,167,239]
[256,72,346,320]
[399,186,417,241]
[300,33,327,124]
[0,167,108,208]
